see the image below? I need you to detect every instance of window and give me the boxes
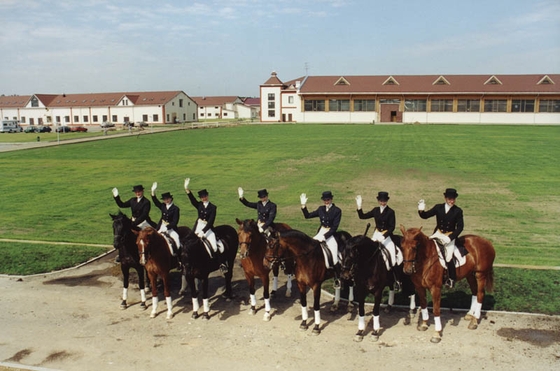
[483,100,507,112]
[404,99,427,112]
[29,118,34,125]
[430,99,453,112]
[329,99,350,111]
[288,96,294,104]
[31,97,39,107]
[65,116,70,123]
[354,100,375,111]
[143,114,148,121]
[122,99,128,106]
[457,99,480,112]
[207,113,212,117]
[304,100,325,111]
[56,116,61,123]
[38,118,43,125]
[268,102,275,109]
[538,99,560,112]
[179,99,183,108]
[92,115,98,122]
[83,115,88,122]
[153,114,158,121]
[224,113,228,117]
[268,93,275,101]
[102,115,108,122]
[379,99,400,104]
[21,117,26,123]
[268,110,275,117]
[200,113,205,117]
[112,115,118,122]
[74,115,79,122]
[511,99,535,113]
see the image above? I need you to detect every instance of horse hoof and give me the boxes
[330,304,339,312]
[430,334,442,343]
[140,301,147,310]
[299,321,308,331]
[202,312,210,320]
[403,316,411,326]
[347,303,354,313]
[417,323,429,332]
[192,312,199,320]
[311,325,321,335]
[263,312,271,322]
[354,330,364,342]
[464,313,475,321]
[120,300,127,310]
[248,306,256,316]
[370,332,380,342]
[166,313,173,320]
[384,305,392,314]
[150,312,157,318]
[270,290,277,298]
[285,290,291,298]
[468,318,479,330]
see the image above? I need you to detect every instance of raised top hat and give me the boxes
[160,192,173,200]
[132,185,144,192]
[443,188,459,198]
[377,191,390,201]
[257,189,268,198]
[198,189,209,197]
[321,191,334,200]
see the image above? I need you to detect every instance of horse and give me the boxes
[179,225,239,320]
[265,229,353,335]
[110,211,147,310]
[341,235,417,342]
[134,225,191,319]
[235,218,294,321]
[399,225,495,343]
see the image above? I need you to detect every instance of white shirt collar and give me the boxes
[445,203,452,213]
[203,201,209,207]
[166,202,173,209]
[380,205,386,213]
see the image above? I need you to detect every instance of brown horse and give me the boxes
[235,218,294,321]
[399,225,495,343]
[134,226,191,319]
[265,229,352,335]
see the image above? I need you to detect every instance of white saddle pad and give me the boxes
[434,241,466,269]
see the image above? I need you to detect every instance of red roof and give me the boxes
[0,95,31,107]
[191,96,241,107]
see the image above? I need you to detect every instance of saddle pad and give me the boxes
[434,241,467,269]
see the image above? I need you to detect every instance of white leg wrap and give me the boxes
[474,302,483,319]
[166,296,172,312]
[358,316,366,330]
[421,308,429,321]
[264,298,271,312]
[151,297,158,314]
[140,289,146,303]
[314,310,321,325]
[373,315,380,331]
[468,295,477,315]
[388,290,395,306]
[192,297,200,312]
[122,288,128,301]
[434,316,442,332]
[286,275,292,290]
[203,298,210,313]
[409,294,416,310]
[250,294,257,307]
[272,276,279,291]
[301,306,308,321]
[180,275,187,293]
[334,287,341,304]
[348,286,354,302]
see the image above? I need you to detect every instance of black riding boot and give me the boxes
[333,263,342,289]
[392,268,402,292]
[445,261,456,288]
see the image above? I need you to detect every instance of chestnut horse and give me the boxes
[134,225,191,319]
[399,225,495,343]
[341,235,416,342]
[179,225,239,320]
[235,218,294,321]
[110,211,147,309]
[265,229,353,335]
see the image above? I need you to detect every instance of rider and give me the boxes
[112,184,156,229]
[184,178,228,273]
[238,187,277,237]
[150,182,181,254]
[300,191,342,289]
[355,191,402,291]
[418,188,464,288]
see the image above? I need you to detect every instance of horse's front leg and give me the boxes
[347,283,355,317]
[246,273,257,316]
[416,287,430,331]
[271,264,279,298]
[134,265,147,309]
[148,271,159,318]
[370,289,384,342]
[261,273,272,322]
[430,286,443,343]
[354,287,367,342]
[201,278,211,320]
[120,266,130,309]
[298,282,309,331]
[161,273,173,320]
[311,283,322,335]
[187,275,200,319]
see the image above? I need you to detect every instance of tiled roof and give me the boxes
[243,97,260,106]
[191,96,241,106]
[0,95,31,107]
[296,74,560,95]
[262,71,284,86]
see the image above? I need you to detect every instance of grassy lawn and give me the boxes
[0,124,559,313]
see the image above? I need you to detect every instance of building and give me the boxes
[192,96,260,120]
[0,91,197,127]
[260,72,560,124]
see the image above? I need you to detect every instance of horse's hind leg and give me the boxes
[135,265,147,309]
[354,288,367,342]
[261,274,272,322]
[120,266,129,309]
[311,284,322,335]
[246,275,257,316]
[370,290,383,342]
[271,264,279,298]
[201,278,211,320]
[162,273,173,320]
[298,284,309,331]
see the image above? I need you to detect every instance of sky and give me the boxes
[1,0,559,97]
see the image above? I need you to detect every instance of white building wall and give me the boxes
[403,112,560,125]
[260,86,281,122]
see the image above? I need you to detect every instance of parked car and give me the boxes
[37,126,52,133]
[71,126,88,132]
[24,126,38,133]
[100,121,115,128]
[136,121,149,127]
[56,126,71,133]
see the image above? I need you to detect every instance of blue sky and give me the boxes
[1,0,559,97]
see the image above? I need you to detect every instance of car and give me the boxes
[70,126,88,132]
[37,126,52,133]
[136,121,149,127]
[100,121,115,128]
[55,126,71,133]
[24,126,38,133]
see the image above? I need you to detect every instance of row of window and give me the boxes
[199,112,228,117]
[302,99,560,113]
[18,114,160,125]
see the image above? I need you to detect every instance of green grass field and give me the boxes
[1,124,559,313]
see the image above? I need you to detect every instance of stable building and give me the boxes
[192,96,260,120]
[260,72,560,124]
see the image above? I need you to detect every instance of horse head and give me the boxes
[135,227,158,266]
[110,211,132,249]
[399,225,425,275]
[341,235,380,281]
[236,218,260,259]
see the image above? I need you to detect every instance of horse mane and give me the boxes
[281,229,315,244]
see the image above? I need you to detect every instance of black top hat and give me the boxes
[321,191,334,200]
[160,192,173,200]
[257,189,269,198]
[132,185,144,192]
[377,191,390,201]
[198,189,209,197]
[443,188,459,198]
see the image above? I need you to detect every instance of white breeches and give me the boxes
[314,227,338,266]
[430,230,455,262]
[159,224,181,248]
[372,230,402,268]
[196,219,222,253]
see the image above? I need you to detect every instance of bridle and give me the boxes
[341,244,381,280]
[402,241,418,274]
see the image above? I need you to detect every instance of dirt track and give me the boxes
[1,252,559,371]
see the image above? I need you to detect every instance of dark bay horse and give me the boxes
[134,225,191,319]
[399,225,495,343]
[235,218,294,321]
[341,235,416,342]
[265,229,353,335]
[110,211,147,309]
[179,225,238,320]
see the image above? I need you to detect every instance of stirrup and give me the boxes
[219,263,229,274]
[333,278,341,289]
[393,281,402,292]
[445,278,454,289]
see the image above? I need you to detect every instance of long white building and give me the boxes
[260,72,560,124]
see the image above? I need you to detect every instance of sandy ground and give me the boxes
[0,252,559,371]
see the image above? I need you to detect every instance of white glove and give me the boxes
[196,230,205,238]
[355,195,363,210]
[258,226,264,233]
[238,187,244,199]
[440,235,451,245]
[112,187,119,197]
[300,193,308,207]
[184,177,190,191]
[151,182,157,196]
[418,199,426,211]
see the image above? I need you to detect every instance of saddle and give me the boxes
[161,232,178,256]
[320,241,336,269]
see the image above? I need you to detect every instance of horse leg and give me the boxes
[161,273,173,320]
[148,271,159,318]
[430,286,443,343]
[331,286,341,312]
[417,288,430,331]
[464,273,479,321]
[222,265,234,300]
[371,289,383,342]
[179,272,188,296]
[298,283,309,331]
[354,288,367,342]
[311,284,322,335]
[187,276,200,319]
[246,274,257,316]
[120,266,129,309]
[403,293,416,325]
[285,274,293,297]
[384,290,395,313]
[346,284,355,319]
[261,273,272,322]
[201,278,211,320]
[271,264,279,298]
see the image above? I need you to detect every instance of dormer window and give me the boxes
[382,76,399,85]
[484,75,503,85]
[334,76,350,86]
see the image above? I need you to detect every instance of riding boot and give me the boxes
[333,263,341,289]
[445,261,456,288]
[392,268,402,292]
[218,252,229,274]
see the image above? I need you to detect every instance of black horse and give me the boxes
[110,211,147,309]
[179,225,239,319]
[341,235,416,342]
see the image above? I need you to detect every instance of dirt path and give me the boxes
[1,252,559,371]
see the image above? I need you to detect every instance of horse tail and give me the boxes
[485,268,495,293]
